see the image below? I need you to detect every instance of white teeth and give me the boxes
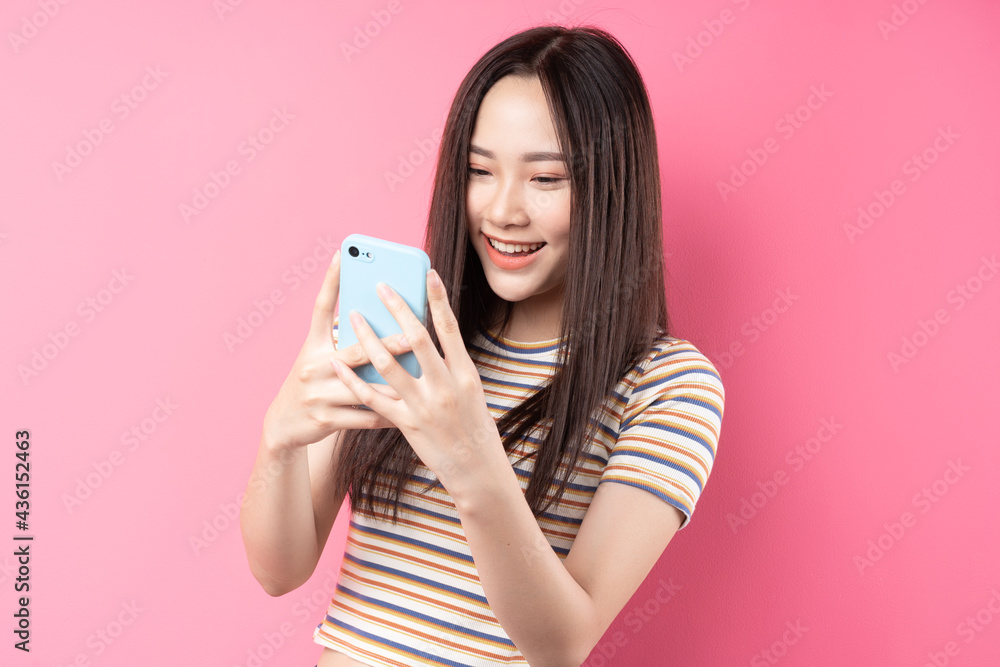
[488,238,543,254]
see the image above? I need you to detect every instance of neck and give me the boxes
[497,285,564,343]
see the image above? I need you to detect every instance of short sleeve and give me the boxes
[599,340,725,530]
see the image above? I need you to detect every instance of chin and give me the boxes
[481,274,534,303]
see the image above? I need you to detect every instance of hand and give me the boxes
[331,269,504,492]
[261,250,415,450]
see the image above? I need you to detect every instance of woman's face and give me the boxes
[466,75,571,312]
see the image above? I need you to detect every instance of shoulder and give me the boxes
[613,331,726,470]
[623,332,725,419]
[597,332,725,530]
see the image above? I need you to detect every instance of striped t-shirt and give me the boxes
[314,319,724,665]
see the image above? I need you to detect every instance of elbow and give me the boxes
[559,609,602,667]
[263,584,294,598]
[531,651,588,667]
[252,568,307,597]
[258,577,294,598]
[528,631,598,667]
[245,552,313,597]
[560,644,593,667]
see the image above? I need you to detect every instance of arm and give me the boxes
[449,342,724,664]
[240,430,345,596]
[448,448,685,667]
[239,251,411,596]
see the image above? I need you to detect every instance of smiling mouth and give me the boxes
[486,236,546,256]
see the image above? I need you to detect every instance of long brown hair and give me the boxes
[334,24,669,523]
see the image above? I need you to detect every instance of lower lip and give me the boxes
[483,234,544,270]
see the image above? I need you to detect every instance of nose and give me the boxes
[483,179,530,228]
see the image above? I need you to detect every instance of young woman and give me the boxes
[241,25,725,667]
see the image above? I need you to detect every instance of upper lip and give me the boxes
[481,232,545,245]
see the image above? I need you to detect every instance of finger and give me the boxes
[347,310,420,397]
[373,281,448,384]
[333,332,413,370]
[425,269,468,366]
[332,356,403,423]
[327,406,396,430]
[369,382,402,400]
[307,249,341,345]
[326,377,402,406]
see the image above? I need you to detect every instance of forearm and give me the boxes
[450,453,597,667]
[239,436,320,595]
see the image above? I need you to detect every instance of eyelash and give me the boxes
[467,166,564,184]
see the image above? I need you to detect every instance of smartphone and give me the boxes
[337,234,431,385]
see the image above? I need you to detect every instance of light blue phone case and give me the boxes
[337,234,431,384]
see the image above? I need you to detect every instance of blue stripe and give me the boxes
[539,510,583,526]
[473,352,562,375]
[342,552,486,604]
[350,520,475,563]
[608,446,706,491]
[334,583,515,647]
[392,499,463,526]
[324,616,484,666]
[619,419,717,463]
[509,465,600,493]
[633,366,721,394]
[480,373,552,392]
[621,393,723,428]
[597,478,692,519]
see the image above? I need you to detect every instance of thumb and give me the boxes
[306,249,341,345]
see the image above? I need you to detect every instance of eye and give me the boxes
[467,166,489,177]
[534,176,564,185]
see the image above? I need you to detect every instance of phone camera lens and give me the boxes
[348,246,359,258]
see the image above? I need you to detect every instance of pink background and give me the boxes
[3,1,999,665]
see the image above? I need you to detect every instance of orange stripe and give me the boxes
[316,328,722,664]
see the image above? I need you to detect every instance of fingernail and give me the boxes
[397,334,411,350]
[428,269,442,289]
[349,310,362,328]
[376,282,393,299]
[331,249,340,266]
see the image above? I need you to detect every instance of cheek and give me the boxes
[466,182,490,213]
[547,200,572,246]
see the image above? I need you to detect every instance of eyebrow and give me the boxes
[469,144,566,163]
